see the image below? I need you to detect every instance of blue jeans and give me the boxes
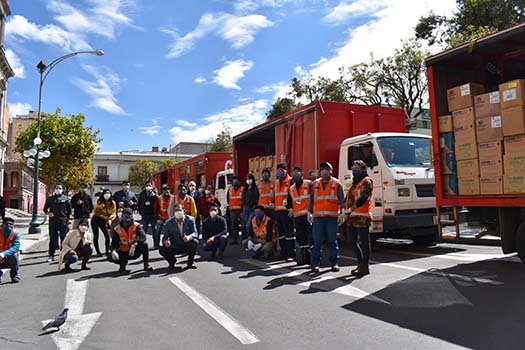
[311,217,339,267]
[242,207,254,234]
[0,254,19,281]
[141,214,156,236]
[154,220,166,248]
[49,219,69,257]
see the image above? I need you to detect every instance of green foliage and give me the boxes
[14,108,101,191]
[128,159,158,188]
[290,76,347,103]
[209,125,232,152]
[159,159,177,171]
[266,97,298,120]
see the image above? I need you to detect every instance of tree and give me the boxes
[15,108,101,191]
[159,159,176,171]
[290,75,347,103]
[128,159,158,188]
[266,97,298,120]
[339,59,384,106]
[209,125,232,152]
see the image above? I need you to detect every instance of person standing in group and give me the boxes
[288,166,312,265]
[112,180,138,211]
[308,162,346,273]
[0,217,20,283]
[160,203,199,269]
[0,195,6,223]
[345,160,373,277]
[227,176,244,245]
[57,217,93,273]
[257,168,275,218]
[91,189,116,257]
[201,203,228,259]
[43,184,72,262]
[242,173,259,236]
[274,163,294,260]
[71,183,94,229]
[154,185,172,249]
[188,181,201,233]
[138,181,157,238]
[169,184,197,220]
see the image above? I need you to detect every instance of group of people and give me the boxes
[0,158,373,282]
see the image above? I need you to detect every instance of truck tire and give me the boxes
[413,234,436,247]
[516,221,525,263]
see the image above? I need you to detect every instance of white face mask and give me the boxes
[320,169,330,178]
[117,212,122,219]
[103,193,111,200]
[174,211,184,220]
[189,186,196,192]
[55,188,63,195]
[205,190,211,195]
[145,186,152,192]
[209,210,218,218]
[79,225,88,233]
[246,179,253,185]
[123,185,130,191]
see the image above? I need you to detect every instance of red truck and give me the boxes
[426,23,525,261]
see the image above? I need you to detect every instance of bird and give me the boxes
[42,308,69,331]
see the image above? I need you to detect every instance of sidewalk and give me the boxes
[441,223,501,247]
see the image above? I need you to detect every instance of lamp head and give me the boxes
[93,50,104,56]
[36,60,47,72]
[41,149,51,158]
[28,148,37,157]
[33,137,42,145]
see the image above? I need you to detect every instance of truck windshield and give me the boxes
[377,136,431,168]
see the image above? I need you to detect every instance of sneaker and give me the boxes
[356,266,370,277]
[47,256,54,263]
[186,263,197,269]
[311,265,320,273]
[331,264,340,272]
[63,266,73,273]
[11,277,20,284]
[81,265,91,271]
[144,265,153,271]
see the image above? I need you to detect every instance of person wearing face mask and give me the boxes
[197,185,221,222]
[201,203,228,259]
[154,185,173,249]
[242,173,259,235]
[58,217,93,273]
[345,160,373,277]
[44,184,73,262]
[91,189,116,257]
[188,181,202,234]
[109,208,153,273]
[227,176,244,245]
[243,206,277,258]
[274,163,295,260]
[138,181,158,241]
[0,217,20,283]
[257,168,275,216]
[308,162,346,273]
[112,180,138,211]
[169,184,197,220]
[288,166,312,265]
[71,183,94,229]
[160,203,199,269]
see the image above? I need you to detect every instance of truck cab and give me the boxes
[339,132,437,243]
[215,168,234,215]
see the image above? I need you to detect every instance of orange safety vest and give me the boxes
[312,177,341,218]
[114,223,138,252]
[251,215,276,242]
[348,177,373,220]
[173,195,193,215]
[274,175,292,211]
[289,180,311,218]
[0,231,18,251]
[228,186,243,211]
[257,181,274,209]
[157,194,172,220]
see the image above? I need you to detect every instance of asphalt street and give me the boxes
[1,231,523,350]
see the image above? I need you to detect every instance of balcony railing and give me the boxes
[96,174,109,182]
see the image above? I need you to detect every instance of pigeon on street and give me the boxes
[42,308,69,331]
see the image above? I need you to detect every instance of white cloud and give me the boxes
[73,64,126,115]
[322,0,386,25]
[8,102,33,119]
[164,13,272,58]
[234,0,323,14]
[5,49,25,78]
[213,59,253,90]
[175,120,198,128]
[295,65,307,76]
[194,76,206,84]
[170,100,268,145]
[138,121,160,136]
[255,81,291,100]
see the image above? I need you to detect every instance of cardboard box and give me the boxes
[441,151,456,174]
[447,83,485,112]
[504,154,525,175]
[453,107,476,131]
[504,134,525,156]
[458,176,480,195]
[504,174,525,194]
[457,159,479,178]
[480,177,503,195]
[438,115,453,133]
[454,124,477,144]
[440,132,455,153]
[501,105,525,136]
[478,141,503,160]
[455,140,478,160]
[499,79,525,110]
[479,158,503,177]
[474,92,501,118]
[475,115,503,142]
[442,174,458,196]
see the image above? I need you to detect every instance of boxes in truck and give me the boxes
[442,174,458,196]
[501,106,525,136]
[499,79,525,110]
[474,91,501,118]
[455,139,478,160]
[504,174,525,194]
[480,177,503,195]
[479,141,503,159]
[447,83,485,112]
[479,159,503,177]
[453,108,478,160]
[504,154,525,175]
[458,176,480,195]
[457,159,479,178]
[476,115,503,142]
[441,150,456,174]
[440,132,455,153]
[504,135,525,156]
[438,115,453,132]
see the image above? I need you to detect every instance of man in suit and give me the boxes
[160,203,199,269]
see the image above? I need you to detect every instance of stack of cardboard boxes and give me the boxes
[248,155,276,181]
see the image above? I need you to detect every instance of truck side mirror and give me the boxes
[370,154,378,169]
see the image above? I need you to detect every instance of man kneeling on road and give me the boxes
[58,217,93,273]
[201,203,228,259]
[108,208,153,273]
[242,205,277,259]
[0,217,20,283]
[160,203,199,269]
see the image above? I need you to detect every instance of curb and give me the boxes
[439,236,502,247]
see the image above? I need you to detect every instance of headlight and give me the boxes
[398,188,410,197]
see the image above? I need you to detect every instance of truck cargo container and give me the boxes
[426,22,525,261]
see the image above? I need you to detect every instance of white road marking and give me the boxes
[381,249,518,263]
[169,276,260,345]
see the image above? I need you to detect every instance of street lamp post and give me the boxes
[28,50,104,234]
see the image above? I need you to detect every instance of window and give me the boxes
[98,166,107,176]
[377,136,431,168]
[217,175,226,190]
[347,142,378,169]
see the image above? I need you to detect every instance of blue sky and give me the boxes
[6,0,456,152]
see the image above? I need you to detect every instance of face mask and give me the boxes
[209,210,218,218]
[103,193,111,200]
[352,168,361,178]
[123,185,130,191]
[278,172,285,180]
[3,225,13,235]
[246,179,253,185]
[179,190,186,196]
[117,212,122,219]
[175,211,184,220]
[80,187,86,193]
[255,212,263,220]
[123,216,132,224]
[79,225,88,233]
[320,170,330,178]
[55,188,63,195]
[262,174,269,181]
[233,182,240,188]
[292,175,301,183]
[145,186,152,192]
[205,190,211,195]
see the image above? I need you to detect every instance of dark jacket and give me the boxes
[112,189,138,210]
[71,192,94,219]
[242,184,259,210]
[110,222,146,251]
[161,215,198,246]
[202,215,228,241]
[44,194,72,221]
[138,190,157,216]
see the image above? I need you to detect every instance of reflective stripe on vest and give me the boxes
[158,195,172,220]
[257,181,274,208]
[349,177,373,219]
[173,195,192,215]
[274,175,291,211]
[312,177,340,218]
[228,187,243,210]
[0,231,17,251]
[290,180,311,218]
[251,215,274,241]
[115,224,138,252]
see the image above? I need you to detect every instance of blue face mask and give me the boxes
[255,212,263,220]
[278,172,285,180]
[292,175,300,183]
[262,174,269,181]
[179,190,186,196]
[3,225,13,235]
[123,216,132,224]
[352,169,361,178]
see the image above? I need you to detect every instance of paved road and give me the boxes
[1,232,523,350]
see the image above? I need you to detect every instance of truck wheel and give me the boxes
[516,221,525,263]
[413,234,436,247]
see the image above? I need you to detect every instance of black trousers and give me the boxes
[64,244,93,267]
[108,242,150,269]
[159,241,198,266]
[294,215,312,264]
[91,216,110,255]
[276,210,295,256]
[347,225,371,266]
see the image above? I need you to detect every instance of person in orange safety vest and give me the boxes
[287,166,312,265]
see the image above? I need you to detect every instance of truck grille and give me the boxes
[415,184,435,197]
